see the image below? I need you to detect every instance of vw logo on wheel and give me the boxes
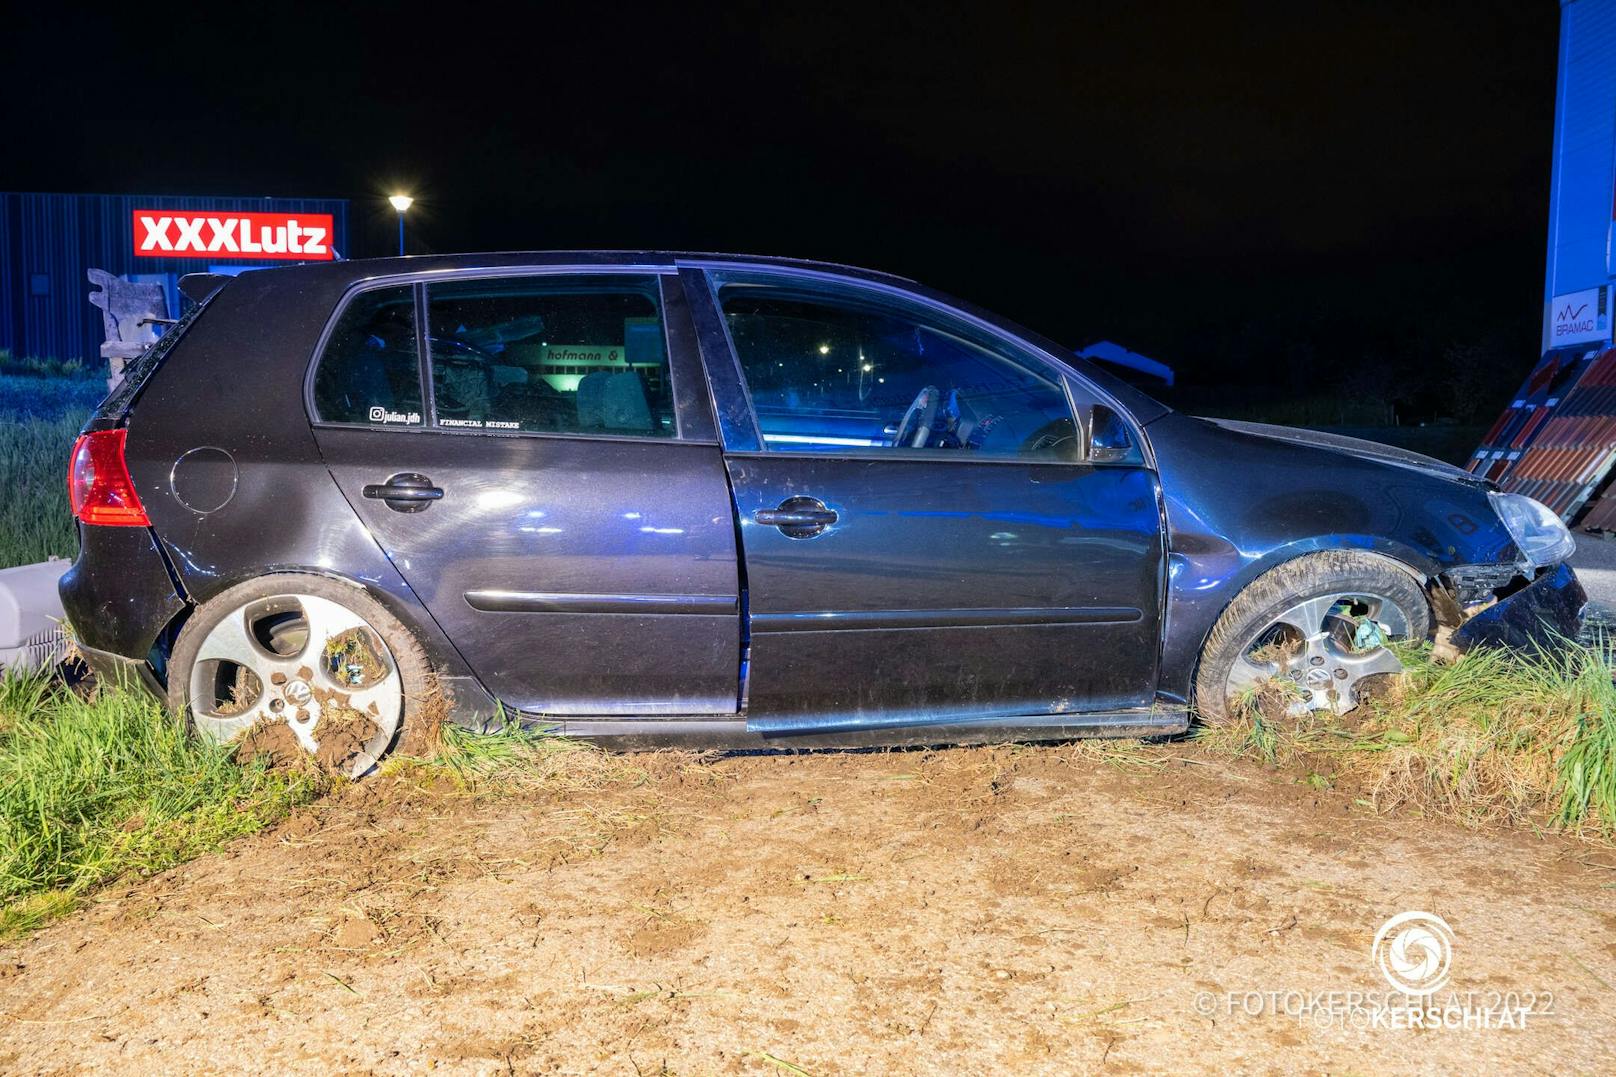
[1372,911,1454,995]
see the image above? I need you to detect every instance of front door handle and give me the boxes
[362,472,443,513]
[755,496,837,538]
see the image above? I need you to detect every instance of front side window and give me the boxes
[424,275,674,437]
[312,285,423,426]
[719,284,1077,460]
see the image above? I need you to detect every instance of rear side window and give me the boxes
[424,275,674,437]
[312,285,423,426]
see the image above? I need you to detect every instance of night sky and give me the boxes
[3,2,1560,410]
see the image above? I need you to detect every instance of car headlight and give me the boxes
[1489,491,1576,568]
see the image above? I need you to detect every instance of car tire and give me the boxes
[1192,551,1431,724]
[167,573,433,775]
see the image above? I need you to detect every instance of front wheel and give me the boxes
[1193,552,1431,724]
[167,574,432,776]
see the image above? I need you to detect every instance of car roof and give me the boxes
[248,250,918,288]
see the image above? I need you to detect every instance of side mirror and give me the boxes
[1089,405,1135,464]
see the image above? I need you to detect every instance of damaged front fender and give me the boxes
[1450,562,1587,654]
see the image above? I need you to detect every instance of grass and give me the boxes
[0,409,85,568]
[0,352,94,380]
[0,669,320,938]
[1,353,105,569]
[1199,639,1616,834]
[0,350,106,424]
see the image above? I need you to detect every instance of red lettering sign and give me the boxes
[131,210,336,261]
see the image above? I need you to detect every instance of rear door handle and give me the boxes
[362,472,443,513]
[755,496,837,538]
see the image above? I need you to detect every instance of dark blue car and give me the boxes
[59,253,1584,774]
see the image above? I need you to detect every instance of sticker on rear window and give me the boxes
[367,406,421,425]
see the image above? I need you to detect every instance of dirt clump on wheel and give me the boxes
[231,675,449,774]
[310,701,382,771]
[230,695,381,775]
[232,717,309,769]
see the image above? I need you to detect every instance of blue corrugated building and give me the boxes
[1542,0,1616,352]
[1471,0,1616,526]
[0,192,349,363]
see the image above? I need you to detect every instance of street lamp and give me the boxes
[388,194,413,256]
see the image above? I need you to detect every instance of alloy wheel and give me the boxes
[1224,591,1410,718]
[186,592,402,777]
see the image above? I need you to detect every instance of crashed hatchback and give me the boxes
[59,253,1586,773]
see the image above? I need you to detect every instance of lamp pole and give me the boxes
[388,195,413,256]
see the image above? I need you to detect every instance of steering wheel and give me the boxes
[893,385,941,448]
[1020,417,1078,459]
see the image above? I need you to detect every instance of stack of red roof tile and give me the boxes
[1471,346,1616,527]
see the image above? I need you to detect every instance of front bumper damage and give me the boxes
[1449,562,1587,653]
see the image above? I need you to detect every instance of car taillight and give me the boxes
[67,429,150,527]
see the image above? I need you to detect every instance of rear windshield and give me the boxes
[92,289,219,422]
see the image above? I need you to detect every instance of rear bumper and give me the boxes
[58,525,187,659]
[76,641,165,702]
[1452,562,1587,652]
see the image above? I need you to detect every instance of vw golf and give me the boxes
[60,253,1585,774]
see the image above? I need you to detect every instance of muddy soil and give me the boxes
[1,744,1613,1074]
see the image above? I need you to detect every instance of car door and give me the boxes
[685,266,1165,730]
[308,268,742,716]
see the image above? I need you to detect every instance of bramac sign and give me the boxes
[131,210,336,261]
[1548,285,1611,347]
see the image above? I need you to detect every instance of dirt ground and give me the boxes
[2,743,1614,1075]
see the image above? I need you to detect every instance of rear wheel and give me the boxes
[1193,552,1431,724]
[167,574,431,776]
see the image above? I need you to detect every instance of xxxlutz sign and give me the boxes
[132,211,336,261]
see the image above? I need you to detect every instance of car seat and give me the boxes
[576,369,653,432]
[492,381,571,429]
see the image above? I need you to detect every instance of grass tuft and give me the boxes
[383,712,643,795]
[1199,639,1616,833]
